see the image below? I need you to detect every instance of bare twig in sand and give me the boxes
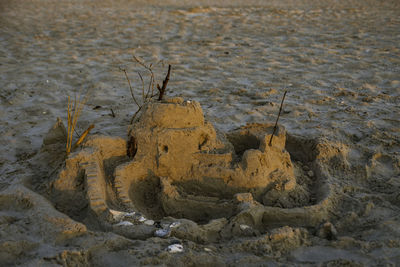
[123,55,172,124]
[269,90,287,147]
[157,64,171,101]
[133,55,156,100]
[138,72,145,101]
[130,106,143,124]
[121,67,140,107]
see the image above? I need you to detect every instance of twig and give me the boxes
[269,90,287,146]
[157,64,171,101]
[110,108,115,118]
[137,72,145,102]
[126,55,171,123]
[130,105,142,124]
[74,128,81,138]
[121,68,140,107]
[133,55,156,97]
[149,74,154,99]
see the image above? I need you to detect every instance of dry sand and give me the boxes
[1,0,400,266]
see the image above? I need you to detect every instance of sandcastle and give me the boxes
[40,97,335,242]
[115,97,298,221]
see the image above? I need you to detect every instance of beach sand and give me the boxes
[0,0,399,265]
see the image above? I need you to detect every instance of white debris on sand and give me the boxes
[144,219,155,226]
[155,229,170,238]
[167,244,184,253]
[115,221,134,227]
[240,224,251,231]
[169,222,181,228]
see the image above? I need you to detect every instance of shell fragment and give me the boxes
[169,222,181,228]
[155,229,170,237]
[167,244,184,253]
[144,219,155,226]
[240,224,251,231]
[115,221,134,226]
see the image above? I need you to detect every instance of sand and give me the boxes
[1,0,400,265]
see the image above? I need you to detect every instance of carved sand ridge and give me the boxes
[44,98,336,241]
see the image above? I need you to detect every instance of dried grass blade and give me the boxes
[67,96,71,154]
[73,124,95,149]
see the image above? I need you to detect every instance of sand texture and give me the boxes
[1,0,400,266]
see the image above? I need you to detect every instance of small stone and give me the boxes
[155,229,170,238]
[307,170,314,177]
[124,211,136,217]
[144,219,155,226]
[303,165,310,171]
[138,216,146,222]
[240,224,251,231]
[204,247,212,252]
[167,244,184,253]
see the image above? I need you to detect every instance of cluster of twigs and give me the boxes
[121,55,172,124]
[122,55,172,159]
[66,93,94,155]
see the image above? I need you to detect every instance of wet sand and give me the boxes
[0,0,400,265]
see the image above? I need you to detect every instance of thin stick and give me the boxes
[148,74,154,99]
[137,72,145,102]
[130,105,143,124]
[121,68,140,107]
[133,55,155,97]
[67,96,71,152]
[269,90,287,146]
[158,64,171,101]
[74,128,81,138]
